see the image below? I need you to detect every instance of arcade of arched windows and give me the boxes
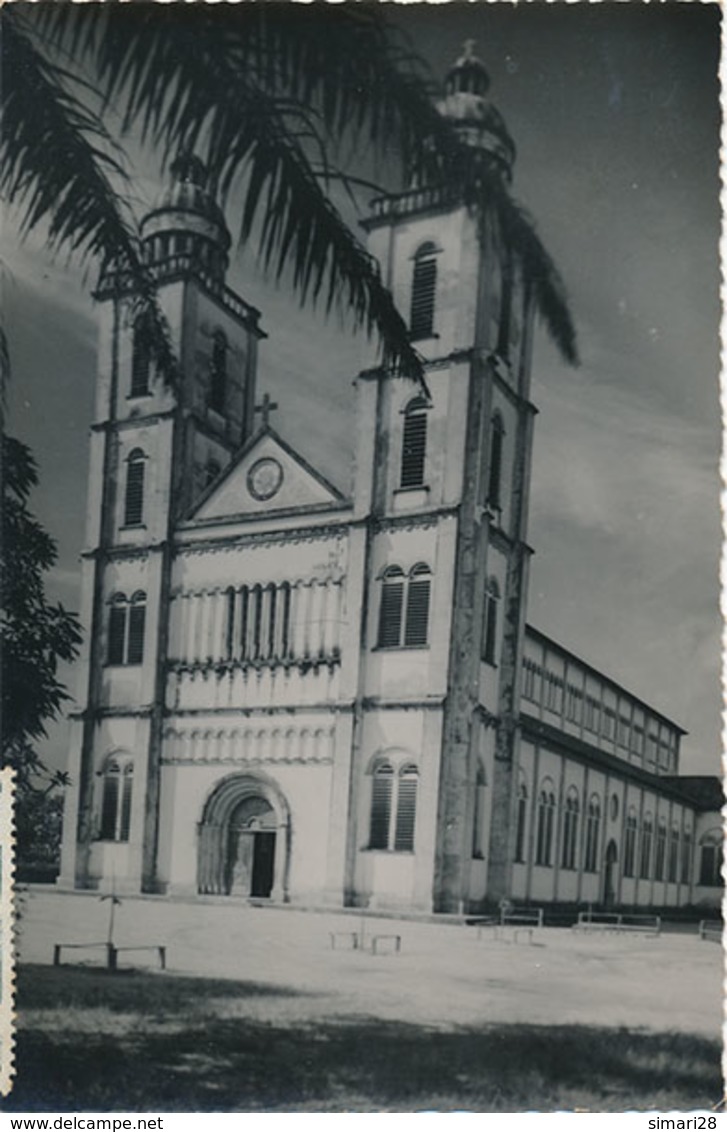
[169,577,344,671]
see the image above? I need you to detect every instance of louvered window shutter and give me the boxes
[100,766,120,839]
[410,258,437,339]
[487,418,504,508]
[404,575,430,646]
[394,771,418,851]
[369,767,393,849]
[120,767,133,841]
[108,604,126,665]
[124,457,145,526]
[400,412,427,488]
[127,599,146,665]
[378,578,404,648]
[131,322,150,396]
[482,593,497,664]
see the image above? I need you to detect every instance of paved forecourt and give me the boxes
[15,889,722,1039]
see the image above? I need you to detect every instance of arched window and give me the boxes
[514,775,528,863]
[623,807,638,877]
[584,794,601,872]
[124,448,146,526]
[208,330,228,413]
[107,591,146,666]
[99,756,133,842]
[481,576,500,666]
[654,817,667,881]
[561,787,580,871]
[668,824,680,883]
[639,813,653,879]
[400,397,428,489]
[130,314,152,397]
[698,829,723,887]
[404,564,431,646]
[377,565,432,649]
[369,761,394,849]
[485,413,505,511]
[535,781,556,867]
[409,242,438,340]
[472,764,486,860]
[681,828,693,886]
[394,764,419,851]
[369,759,419,852]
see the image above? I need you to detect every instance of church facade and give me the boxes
[58,51,722,914]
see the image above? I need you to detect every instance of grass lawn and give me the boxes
[5,964,723,1112]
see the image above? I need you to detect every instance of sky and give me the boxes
[4,2,722,775]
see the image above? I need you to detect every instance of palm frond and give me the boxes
[1,10,178,385]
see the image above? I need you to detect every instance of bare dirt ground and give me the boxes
[15,889,723,1038]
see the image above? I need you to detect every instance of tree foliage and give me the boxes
[1,436,81,795]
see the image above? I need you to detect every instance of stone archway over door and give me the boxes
[198,773,290,899]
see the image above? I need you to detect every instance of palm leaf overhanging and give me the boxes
[7,4,577,376]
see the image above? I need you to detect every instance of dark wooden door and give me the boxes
[251,832,276,897]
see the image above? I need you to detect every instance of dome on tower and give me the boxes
[438,41,516,178]
[140,154,231,284]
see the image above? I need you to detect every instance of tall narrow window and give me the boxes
[481,577,500,665]
[251,584,263,659]
[124,449,146,526]
[681,829,692,886]
[639,814,653,879]
[394,765,418,851]
[698,830,723,886]
[127,591,146,665]
[486,413,505,510]
[377,567,405,648]
[654,818,667,881]
[514,777,528,863]
[404,564,431,646]
[266,583,277,659]
[280,582,292,658]
[225,587,236,659]
[668,824,680,883]
[130,315,151,397]
[535,782,556,866]
[107,593,127,665]
[561,787,580,870]
[623,808,638,877]
[99,756,133,842]
[584,795,601,872]
[472,764,486,859]
[400,397,428,488]
[209,330,228,413]
[409,243,438,339]
[369,762,394,849]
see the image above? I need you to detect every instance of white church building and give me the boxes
[59,50,722,915]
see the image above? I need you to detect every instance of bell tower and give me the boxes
[352,45,537,912]
[59,157,264,893]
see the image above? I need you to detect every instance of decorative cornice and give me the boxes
[181,499,352,532]
[91,409,175,433]
[371,508,457,533]
[160,754,333,767]
[174,522,352,555]
[361,696,445,711]
[165,703,352,719]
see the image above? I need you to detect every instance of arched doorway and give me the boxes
[198,773,290,899]
[226,796,276,897]
[603,839,618,907]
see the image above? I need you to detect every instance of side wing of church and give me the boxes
[58,51,722,915]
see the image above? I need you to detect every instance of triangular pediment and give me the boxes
[190,427,346,523]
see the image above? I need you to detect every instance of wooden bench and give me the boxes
[329,931,360,951]
[53,942,167,970]
[698,919,721,943]
[574,912,660,936]
[370,934,401,955]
